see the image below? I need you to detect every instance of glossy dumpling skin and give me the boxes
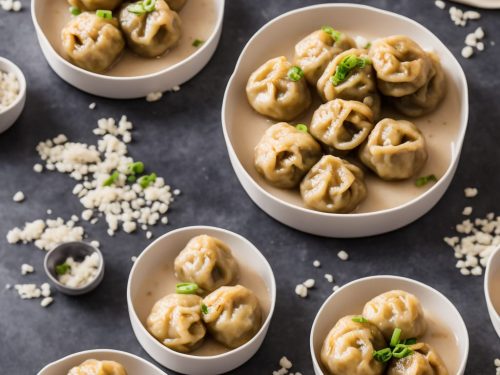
[165,0,186,11]
[174,235,238,292]
[293,29,355,85]
[369,36,432,97]
[387,343,448,375]
[254,122,322,188]
[362,290,427,341]
[359,119,427,180]
[67,359,127,375]
[119,0,182,58]
[300,155,367,213]
[321,315,387,375]
[61,12,125,73]
[68,0,123,11]
[146,294,206,353]
[317,48,381,120]
[202,285,262,348]
[246,56,311,121]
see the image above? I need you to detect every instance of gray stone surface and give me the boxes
[0,1,499,374]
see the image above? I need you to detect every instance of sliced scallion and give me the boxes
[201,303,209,314]
[55,263,71,276]
[69,6,81,16]
[176,282,199,294]
[321,25,341,42]
[415,174,437,187]
[390,328,402,347]
[331,54,371,86]
[287,66,304,82]
[96,9,112,19]
[373,348,392,363]
[192,39,204,47]
[351,316,368,323]
[295,124,308,133]
[103,171,120,186]
[392,344,413,359]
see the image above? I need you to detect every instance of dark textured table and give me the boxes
[0,1,499,374]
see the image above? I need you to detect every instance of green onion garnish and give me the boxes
[373,329,416,363]
[392,344,413,359]
[331,54,371,86]
[390,327,402,347]
[287,66,304,82]
[295,124,308,133]
[373,348,392,363]
[201,303,208,314]
[192,39,204,47]
[321,25,341,42]
[176,282,199,294]
[69,6,81,16]
[143,0,156,11]
[127,0,156,15]
[103,171,120,186]
[403,338,417,345]
[55,263,71,276]
[96,9,112,19]
[127,175,137,183]
[351,316,368,323]
[138,172,157,189]
[415,174,437,187]
[127,161,145,175]
[365,42,372,49]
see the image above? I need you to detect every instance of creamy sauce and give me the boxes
[39,0,218,77]
[490,271,500,315]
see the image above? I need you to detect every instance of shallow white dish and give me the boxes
[450,0,500,8]
[221,3,468,238]
[31,0,224,99]
[0,56,26,134]
[37,349,167,375]
[485,245,500,338]
[310,275,469,375]
[127,226,276,375]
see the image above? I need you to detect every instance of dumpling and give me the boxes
[174,235,238,292]
[61,12,125,73]
[369,36,433,97]
[300,155,367,214]
[68,0,122,11]
[317,48,381,119]
[165,0,186,11]
[321,315,387,375]
[387,343,448,375]
[392,52,446,117]
[67,359,127,375]
[359,119,427,180]
[293,27,355,85]
[309,99,374,152]
[254,122,322,188]
[246,56,311,121]
[146,294,206,353]
[362,290,427,341]
[119,0,182,58]
[202,285,261,348]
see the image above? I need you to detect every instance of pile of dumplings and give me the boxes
[61,0,187,73]
[247,28,447,214]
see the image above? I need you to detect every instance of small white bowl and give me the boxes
[485,245,500,338]
[37,349,168,375]
[221,3,468,238]
[127,226,276,375]
[310,276,469,375]
[0,57,26,133]
[31,0,224,99]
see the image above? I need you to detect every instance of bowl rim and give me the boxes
[309,275,470,374]
[221,2,469,219]
[126,225,277,361]
[30,0,225,81]
[484,245,500,317]
[0,56,27,115]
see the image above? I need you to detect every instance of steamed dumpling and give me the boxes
[300,155,367,213]
[369,36,432,97]
[119,0,182,58]
[293,28,355,85]
[61,12,125,73]
[174,235,238,293]
[67,359,127,375]
[254,122,322,188]
[68,0,122,11]
[202,285,261,348]
[146,294,206,353]
[387,343,448,375]
[246,56,311,121]
[359,119,427,180]
[362,290,427,341]
[165,0,186,11]
[321,315,387,375]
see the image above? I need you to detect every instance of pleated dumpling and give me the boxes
[300,155,367,213]
[387,343,449,375]
[359,119,427,180]
[254,122,322,188]
[146,294,206,353]
[246,56,311,121]
[202,285,262,348]
[68,0,123,11]
[165,0,186,11]
[67,359,127,375]
[293,27,355,86]
[369,36,433,97]
[321,315,387,375]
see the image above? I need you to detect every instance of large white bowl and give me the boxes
[310,276,469,375]
[0,56,26,134]
[484,245,500,338]
[127,226,276,375]
[31,0,224,99]
[221,3,468,238]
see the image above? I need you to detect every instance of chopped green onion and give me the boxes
[295,124,308,133]
[390,328,402,347]
[127,161,145,175]
[138,172,157,189]
[96,9,112,19]
[331,54,371,86]
[415,174,437,187]
[69,6,81,16]
[192,39,204,47]
[321,25,341,42]
[365,42,372,49]
[201,303,208,314]
[127,0,156,15]
[103,171,120,186]
[351,316,368,323]
[143,0,156,12]
[403,338,417,345]
[392,344,413,359]
[127,175,137,183]
[373,348,392,363]
[176,282,199,294]
[287,66,304,82]
[55,263,71,276]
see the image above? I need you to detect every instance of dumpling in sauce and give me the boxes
[293,27,355,86]
[146,294,206,353]
[174,235,238,293]
[300,155,367,214]
[254,122,322,188]
[165,0,186,11]
[359,119,427,180]
[119,0,182,58]
[362,290,427,341]
[202,285,261,348]
[246,56,311,121]
[68,0,123,11]
[321,315,387,375]
[387,343,448,375]
[67,359,127,375]
[61,12,125,73]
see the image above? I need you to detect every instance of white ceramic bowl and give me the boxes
[310,276,469,375]
[31,0,224,99]
[451,0,500,9]
[222,3,468,238]
[0,57,26,133]
[484,245,500,338]
[127,226,276,375]
[37,349,167,375]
